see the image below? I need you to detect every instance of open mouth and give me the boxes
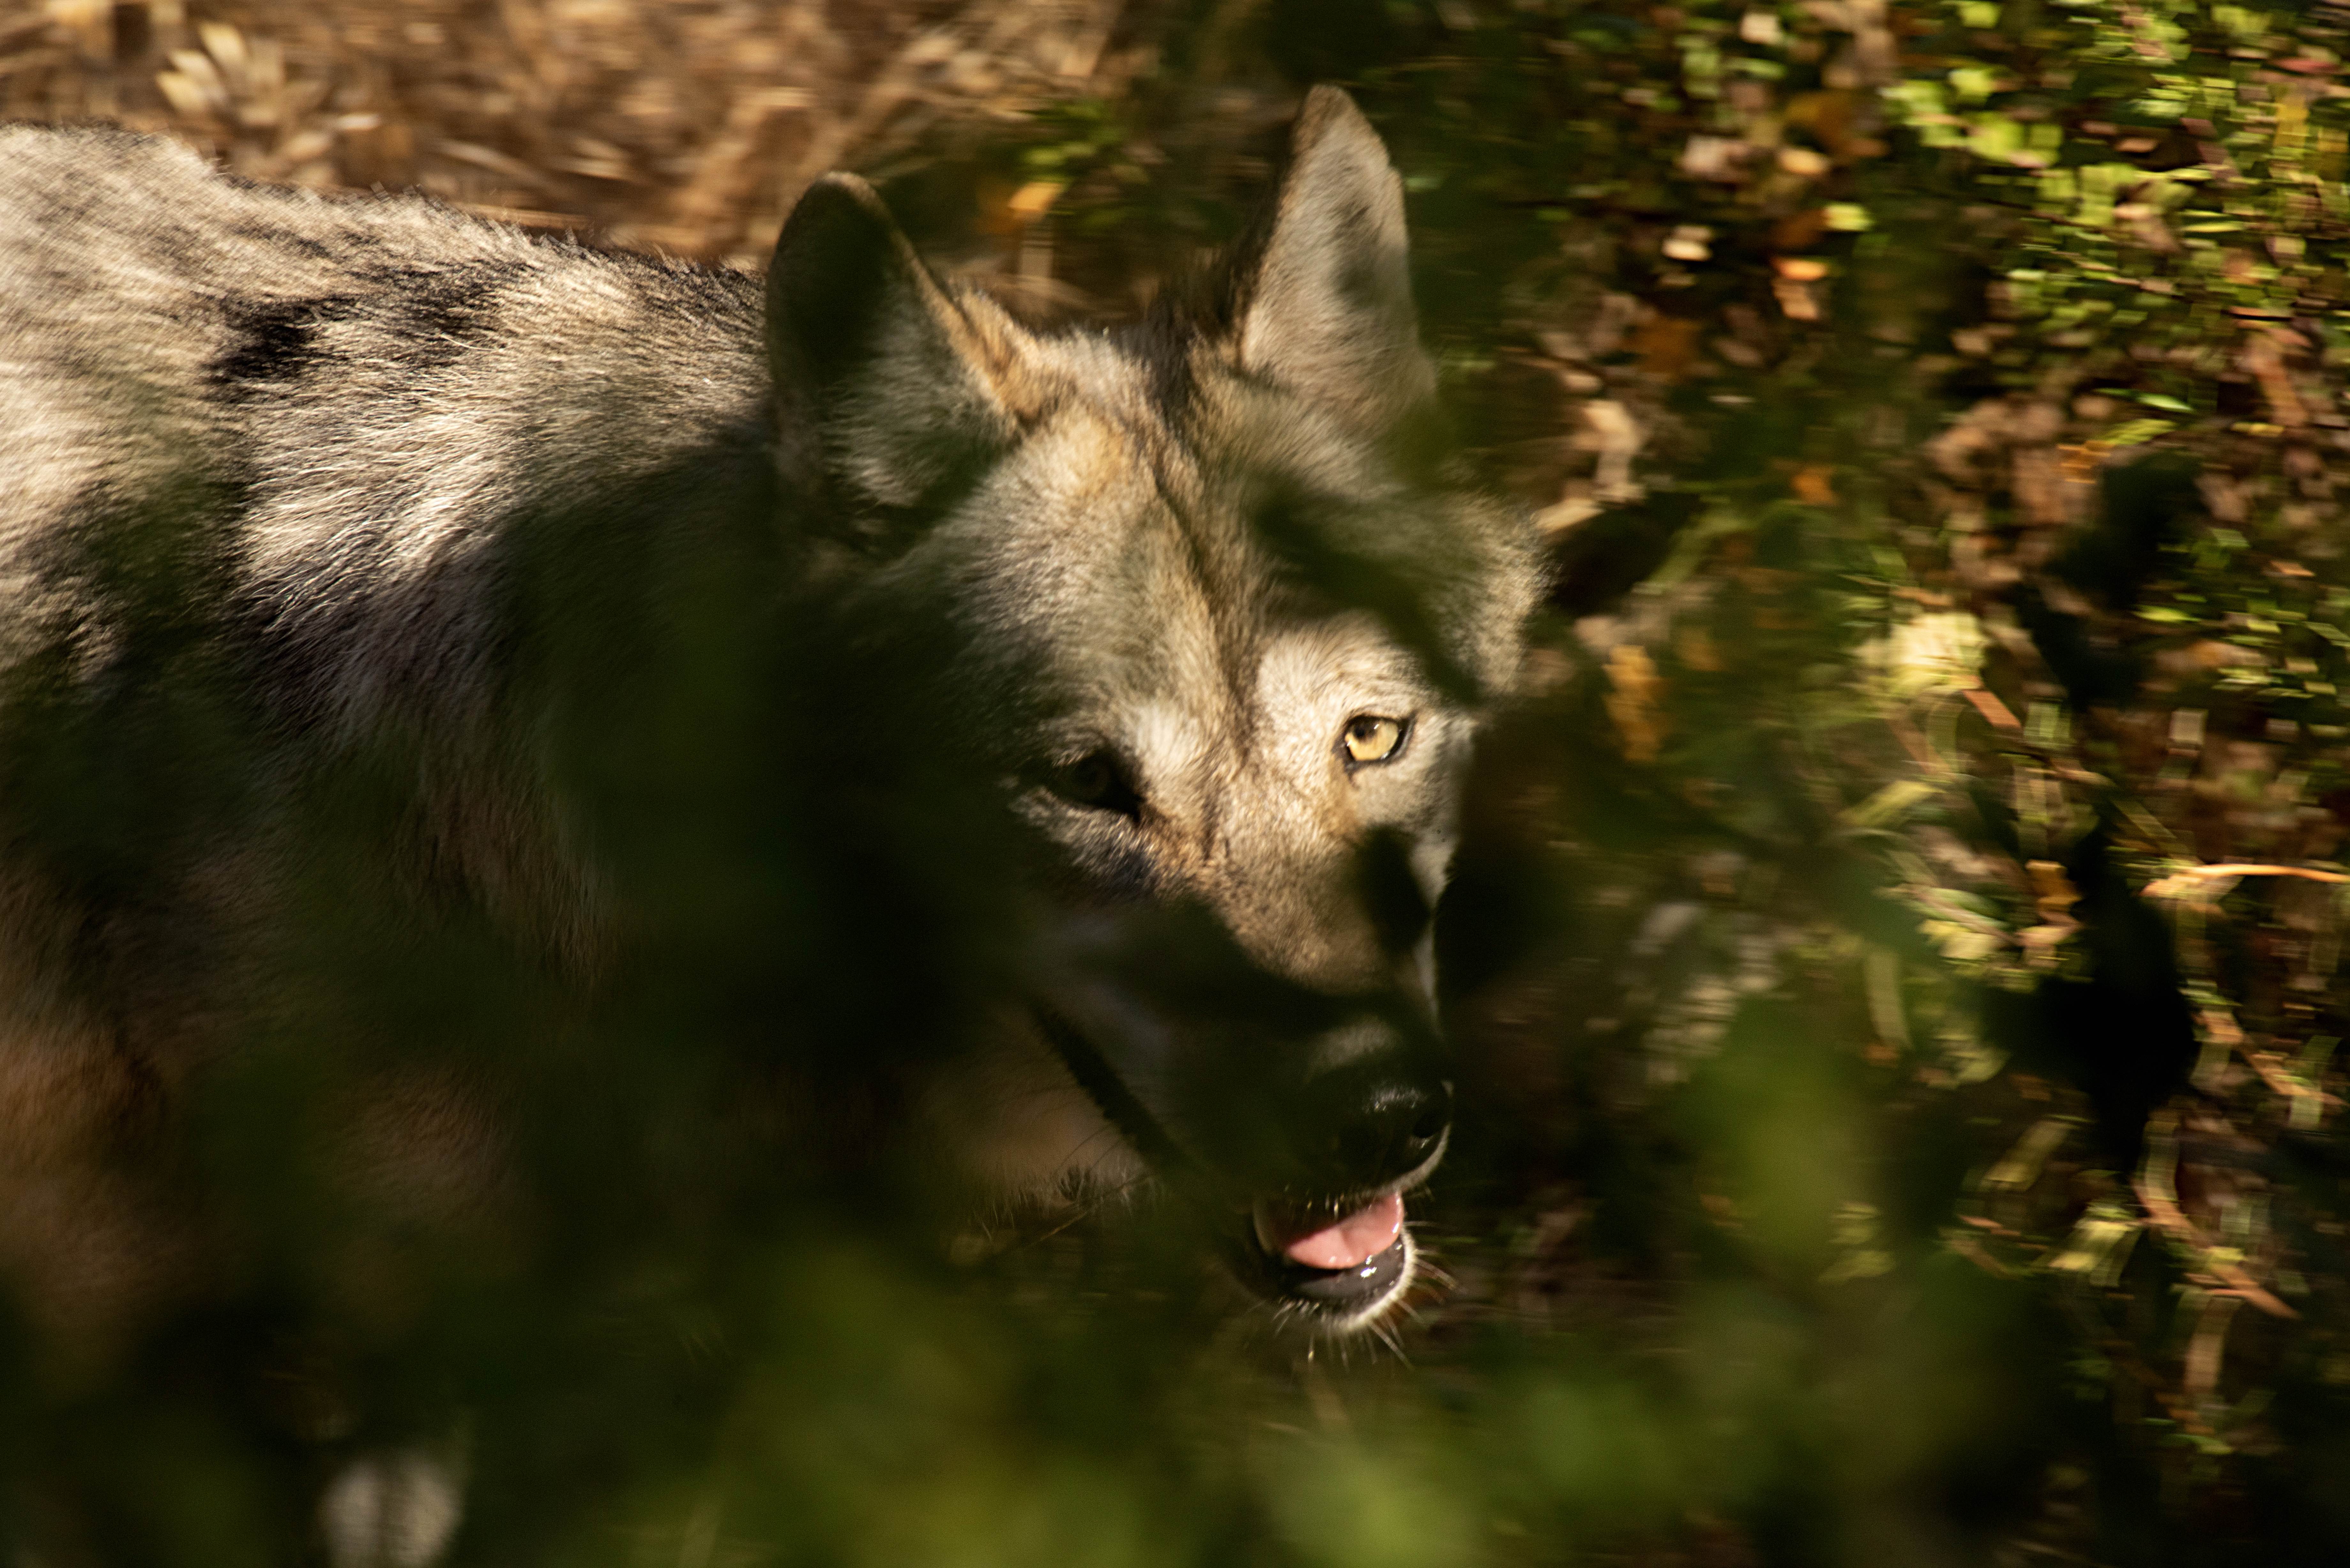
[1239,1190,1416,1327]
[1029,999,1436,1331]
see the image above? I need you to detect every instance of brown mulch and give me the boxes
[4,0,1153,264]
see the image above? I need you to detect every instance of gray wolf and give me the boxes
[0,85,1537,1371]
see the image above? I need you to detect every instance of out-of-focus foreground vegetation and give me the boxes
[10,0,2350,1563]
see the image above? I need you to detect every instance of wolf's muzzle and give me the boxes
[1232,1049,1450,1325]
[1288,1057,1451,1197]
[1031,999,1449,1329]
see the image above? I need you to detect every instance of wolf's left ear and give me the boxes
[766,175,1022,529]
[1230,87,1435,433]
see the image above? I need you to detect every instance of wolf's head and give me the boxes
[764,89,1538,1330]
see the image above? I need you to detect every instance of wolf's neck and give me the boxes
[229,384,788,961]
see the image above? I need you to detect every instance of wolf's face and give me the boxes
[767,90,1536,1329]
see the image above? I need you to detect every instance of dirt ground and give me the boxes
[3,0,1180,264]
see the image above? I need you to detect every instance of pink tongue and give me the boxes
[1277,1192,1406,1270]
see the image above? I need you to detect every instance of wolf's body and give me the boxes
[0,90,1536,1382]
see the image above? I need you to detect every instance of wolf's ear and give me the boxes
[766,175,1020,529]
[1229,87,1435,433]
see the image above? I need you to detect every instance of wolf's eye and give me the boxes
[1049,750,1142,817]
[1340,715,1408,767]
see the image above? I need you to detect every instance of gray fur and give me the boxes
[0,89,1540,1355]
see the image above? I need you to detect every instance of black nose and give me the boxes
[1289,1057,1452,1194]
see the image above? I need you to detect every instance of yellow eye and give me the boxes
[1340,715,1406,766]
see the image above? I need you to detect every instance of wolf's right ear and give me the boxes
[1226,87,1436,435]
[766,175,1021,532]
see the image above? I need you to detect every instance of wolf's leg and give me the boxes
[0,1007,191,1365]
[320,1443,468,1568]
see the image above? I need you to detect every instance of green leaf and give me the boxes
[2103,418,2175,447]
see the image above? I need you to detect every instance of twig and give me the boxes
[2239,1044,2344,1113]
[1963,687,2021,731]
[2134,1124,2299,1320]
[2174,863,2350,884]
[2144,863,2350,899]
